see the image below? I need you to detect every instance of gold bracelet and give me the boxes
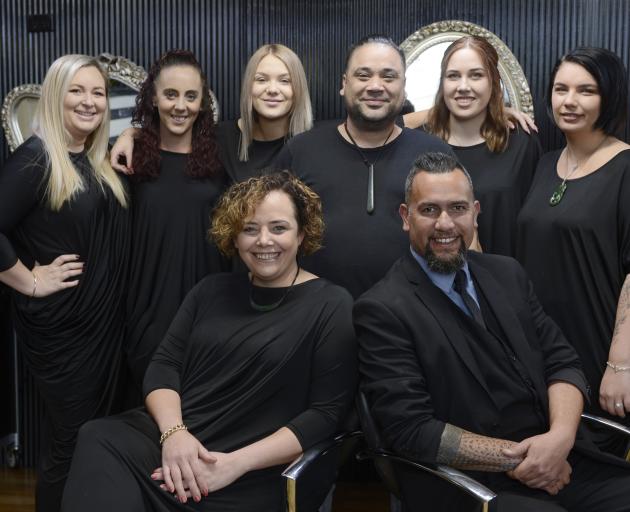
[31,270,38,298]
[606,361,630,373]
[159,423,187,445]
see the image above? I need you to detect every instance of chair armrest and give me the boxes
[357,449,497,507]
[282,431,362,512]
[282,430,362,480]
[581,413,630,437]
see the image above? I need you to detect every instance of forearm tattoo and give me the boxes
[612,276,630,341]
[436,424,522,472]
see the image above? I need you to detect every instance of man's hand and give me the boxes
[503,430,573,493]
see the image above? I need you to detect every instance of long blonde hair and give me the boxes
[239,44,313,161]
[33,54,128,210]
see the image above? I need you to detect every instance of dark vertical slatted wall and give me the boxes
[1,0,629,467]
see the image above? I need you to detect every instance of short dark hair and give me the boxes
[344,34,406,72]
[546,47,628,135]
[404,152,473,203]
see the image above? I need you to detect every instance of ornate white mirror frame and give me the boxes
[400,20,534,117]
[1,53,220,153]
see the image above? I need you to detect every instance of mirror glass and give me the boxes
[401,20,533,116]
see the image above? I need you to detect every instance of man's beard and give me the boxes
[424,238,466,274]
[345,100,400,132]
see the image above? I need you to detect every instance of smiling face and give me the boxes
[442,47,492,124]
[341,43,405,129]
[153,65,203,146]
[251,54,294,122]
[235,190,304,287]
[551,61,601,134]
[400,169,479,274]
[63,65,107,150]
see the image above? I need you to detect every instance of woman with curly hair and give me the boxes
[124,50,228,397]
[62,171,357,512]
[404,36,541,257]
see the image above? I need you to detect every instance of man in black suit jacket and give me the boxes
[355,152,630,511]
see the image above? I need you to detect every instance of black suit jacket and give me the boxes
[354,250,618,466]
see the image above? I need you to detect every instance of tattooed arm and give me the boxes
[600,274,630,417]
[436,424,523,472]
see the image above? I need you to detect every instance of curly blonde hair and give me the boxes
[210,170,323,258]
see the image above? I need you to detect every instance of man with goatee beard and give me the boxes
[276,34,450,298]
[355,151,630,512]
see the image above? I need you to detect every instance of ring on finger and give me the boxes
[615,402,624,408]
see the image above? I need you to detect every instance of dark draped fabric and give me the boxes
[0,137,130,511]
[125,150,229,393]
[517,149,630,453]
[62,274,357,512]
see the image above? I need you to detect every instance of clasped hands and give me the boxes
[152,430,245,504]
[502,430,573,495]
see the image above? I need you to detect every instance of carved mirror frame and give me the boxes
[400,20,534,117]
[1,53,220,153]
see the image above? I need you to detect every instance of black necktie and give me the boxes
[453,269,486,328]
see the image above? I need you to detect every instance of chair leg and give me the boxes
[389,493,403,512]
[287,479,296,512]
[317,486,334,512]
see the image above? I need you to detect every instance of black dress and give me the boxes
[62,274,357,512]
[125,151,229,391]
[451,129,541,256]
[0,137,130,511]
[215,121,286,183]
[517,149,630,449]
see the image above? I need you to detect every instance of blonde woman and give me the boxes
[0,54,129,511]
[111,44,313,182]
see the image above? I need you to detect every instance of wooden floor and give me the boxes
[0,469,389,512]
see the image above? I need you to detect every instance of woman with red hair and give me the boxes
[406,36,541,257]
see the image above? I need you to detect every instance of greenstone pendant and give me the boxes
[549,182,567,206]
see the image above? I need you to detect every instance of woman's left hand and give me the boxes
[504,107,538,134]
[151,451,248,497]
[599,366,630,417]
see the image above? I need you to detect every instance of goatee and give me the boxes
[424,239,466,274]
[345,102,400,132]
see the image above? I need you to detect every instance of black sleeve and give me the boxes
[142,281,202,397]
[516,262,590,403]
[354,297,445,463]
[0,141,46,271]
[286,291,358,449]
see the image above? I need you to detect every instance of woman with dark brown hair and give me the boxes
[124,50,228,396]
[62,171,356,512]
[405,36,541,257]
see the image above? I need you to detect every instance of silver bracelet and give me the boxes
[606,361,630,373]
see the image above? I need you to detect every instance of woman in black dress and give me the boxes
[121,50,227,396]
[61,171,357,512]
[0,55,130,511]
[112,44,313,183]
[404,36,541,257]
[517,48,630,454]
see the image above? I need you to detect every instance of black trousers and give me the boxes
[400,452,630,512]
